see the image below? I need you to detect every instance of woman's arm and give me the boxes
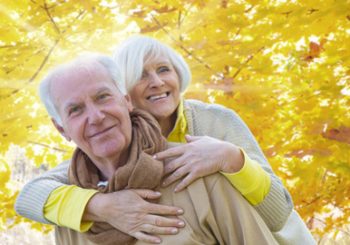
[15,160,70,224]
[15,161,186,243]
[156,100,293,231]
[157,135,289,231]
[218,106,293,231]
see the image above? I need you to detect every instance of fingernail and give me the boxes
[171,228,178,234]
[153,155,157,159]
[178,221,185,226]
[155,238,161,244]
[155,191,161,196]
[177,209,184,214]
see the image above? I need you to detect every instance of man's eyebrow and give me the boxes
[62,86,114,112]
[96,86,112,94]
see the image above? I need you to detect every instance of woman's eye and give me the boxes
[157,66,170,73]
[141,71,148,79]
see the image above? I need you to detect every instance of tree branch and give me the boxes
[28,38,60,83]
[42,1,60,34]
[3,8,86,99]
[62,9,86,34]
[27,8,86,84]
[300,195,321,207]
[232,46,265,79]
[27,140,68,153]
[151,14,214,72]
[0,45,16,49]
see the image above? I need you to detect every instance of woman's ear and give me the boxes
[124,94,134,112]
[52,118,71,141]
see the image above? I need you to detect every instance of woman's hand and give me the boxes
[84,189,185,244]
[155,135,244,192]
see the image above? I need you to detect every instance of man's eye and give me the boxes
[157,66,170,73]
[68,106,81,116]
[97,93,110,100]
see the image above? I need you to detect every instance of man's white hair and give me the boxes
[39,53,126,126]
[112,36,191,93]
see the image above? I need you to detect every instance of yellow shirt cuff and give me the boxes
[221,150,271,205]
[44,185,98,232]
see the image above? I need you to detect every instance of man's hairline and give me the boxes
[48,65,124,124]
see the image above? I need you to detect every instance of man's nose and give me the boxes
[87,105,105,124]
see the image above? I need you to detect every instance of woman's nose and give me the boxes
[148,73,165,88]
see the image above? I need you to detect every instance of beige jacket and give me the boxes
[56,173,278,245]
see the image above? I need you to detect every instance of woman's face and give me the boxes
[129,55,181,125]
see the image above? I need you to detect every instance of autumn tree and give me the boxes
[0,0,349,239]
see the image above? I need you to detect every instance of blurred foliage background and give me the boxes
[0,0,349,243]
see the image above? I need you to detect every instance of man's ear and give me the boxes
[124,94,134,112]
[52,118,71,141]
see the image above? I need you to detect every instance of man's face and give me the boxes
[51,63,133,161]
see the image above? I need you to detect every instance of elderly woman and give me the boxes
[34,54,278,245]
[16,37,315,244]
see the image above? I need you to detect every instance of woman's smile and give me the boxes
[147,92,170,102]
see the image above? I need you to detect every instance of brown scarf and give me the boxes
[68,109,167,245]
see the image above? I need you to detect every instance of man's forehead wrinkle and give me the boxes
[53,60,104,82]
[48,64,84,113]
[49,66,72,112]
[78,58,112,77]
[75,61,99,77]
[48,59,119,113]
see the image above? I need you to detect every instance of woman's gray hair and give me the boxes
[112,36,191,93]
[39,53,126,126]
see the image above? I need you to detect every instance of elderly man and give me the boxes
[25,53,278,244]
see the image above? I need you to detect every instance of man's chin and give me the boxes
[92,142,126,158]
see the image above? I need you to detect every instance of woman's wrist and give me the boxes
[220,143,245,173]
[83,192,106,222]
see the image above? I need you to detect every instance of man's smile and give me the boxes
[88,124,117,138]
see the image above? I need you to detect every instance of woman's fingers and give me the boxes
[100,190,185,240]
[154,145,185,160]
[141,223,179,235]
[133,189,162,199]
[163,157,186,175]
[132,215,184,244]
[159,137,241,193]
[174,173,198,192]
[184,134,202,142]
[164,166,203,192]
[162,165,190,187]
[146,202,184,217]
[132,231,162,244]
[147,214,185,229]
